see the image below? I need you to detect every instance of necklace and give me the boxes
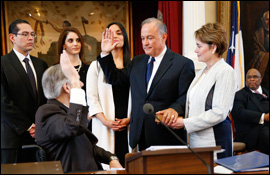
[74,61,82,72]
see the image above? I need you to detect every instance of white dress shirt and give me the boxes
[70,88,87,106]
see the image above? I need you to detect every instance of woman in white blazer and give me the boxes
[165,23,237,159]
[86,22,131,169]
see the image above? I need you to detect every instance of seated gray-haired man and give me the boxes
[34,50,122,173]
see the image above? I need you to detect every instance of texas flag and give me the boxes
[226,1,245,91]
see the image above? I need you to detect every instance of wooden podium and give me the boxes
[125,146,221,174]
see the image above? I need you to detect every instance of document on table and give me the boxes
[214,165,233,174]
[146,145,188,151]
[215,151,269,172]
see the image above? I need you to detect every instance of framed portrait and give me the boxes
[218,1,269,88]
[240,1,269,88]
[4,1,132,66]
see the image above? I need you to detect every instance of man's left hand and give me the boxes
[29,123,35,138]
[156,108,178,125]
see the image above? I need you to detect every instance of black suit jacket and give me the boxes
[35,99,114,173]
[1,50,48,148]
[78,62,89,93]
[98,48,195,149]
[231,86,269,150]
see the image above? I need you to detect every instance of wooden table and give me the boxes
[1,161,63,174]
[66,170,129,174]
[68,168,269,174]
[2,161,268,174]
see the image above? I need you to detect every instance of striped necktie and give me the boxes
[254,90,267,98]
[146,57,155,87]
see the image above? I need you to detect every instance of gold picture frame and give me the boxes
[217,1,231,61]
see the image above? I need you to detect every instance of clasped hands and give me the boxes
[155,108,184,130]
[103,117,130,132]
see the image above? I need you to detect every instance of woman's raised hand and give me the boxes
[101,28,119,55]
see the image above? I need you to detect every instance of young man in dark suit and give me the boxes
[1,19,48,163]
[231,68,269,155]
[98,17,195,151]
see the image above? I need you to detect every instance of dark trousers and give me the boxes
[1,147,37,164]
[257,125,269,155]
[1,148,18,164]
[1,132,37,164]
[138,122,147,151]
[214,118,233,159]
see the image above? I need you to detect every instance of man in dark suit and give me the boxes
[98,17,195,151]
[35,50,122,173]
[1,19,48,163]
[231,68,269,155]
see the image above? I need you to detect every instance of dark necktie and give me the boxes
[146,57,155,87]
[23,58,37,101]
[254,90,267,98]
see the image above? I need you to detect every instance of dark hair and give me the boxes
[106,22,131,67]
[9,19,30,34]
[57,27,85,63]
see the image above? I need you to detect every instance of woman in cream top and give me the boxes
[164,23,237,159]
[86,22,131,169]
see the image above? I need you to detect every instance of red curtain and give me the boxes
[132,2,158,57]
[158,1,183,55]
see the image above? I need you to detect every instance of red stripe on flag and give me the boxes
[232,55,235,69]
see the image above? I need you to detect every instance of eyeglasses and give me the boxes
[246,75,260,79]
[14,32,37,38]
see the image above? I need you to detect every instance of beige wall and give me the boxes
[205,1,217,23]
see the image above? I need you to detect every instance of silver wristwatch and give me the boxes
[109,156,119,161]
